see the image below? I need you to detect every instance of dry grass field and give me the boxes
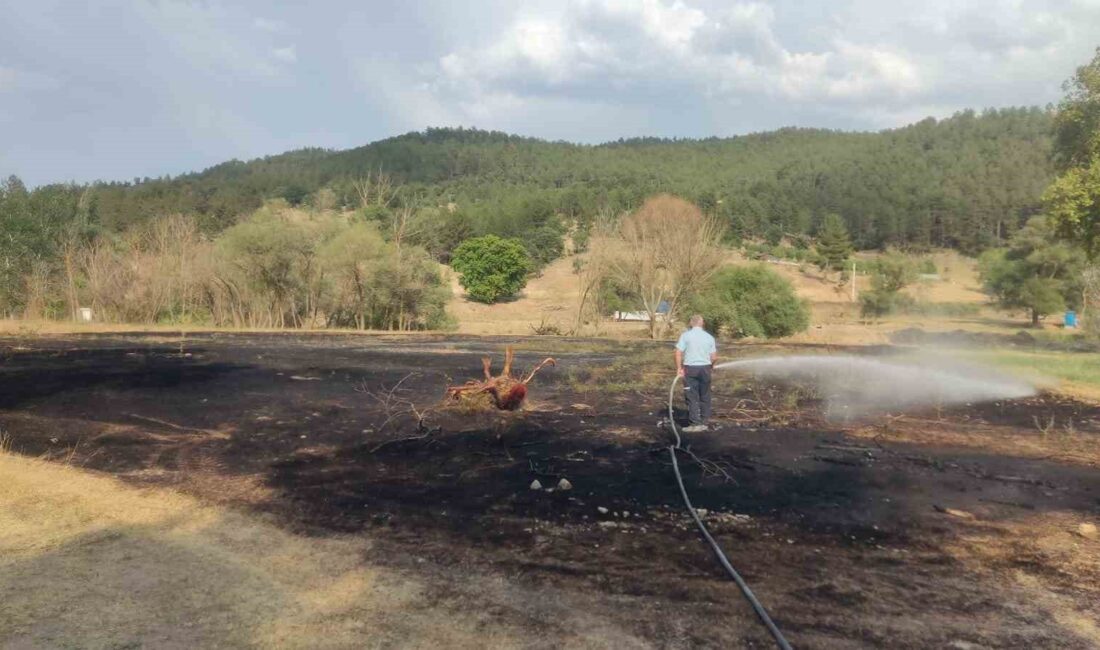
[1,451,649,649]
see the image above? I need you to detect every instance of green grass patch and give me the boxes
[959,348,1100,390]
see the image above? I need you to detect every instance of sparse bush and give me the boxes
[451,235,532,303]
[686,265,809,339]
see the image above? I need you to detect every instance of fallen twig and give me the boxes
[368,429,435,453]
[675,447,738,484]
[126,414,224,437]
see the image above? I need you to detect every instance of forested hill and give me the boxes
[11,106,1052,252]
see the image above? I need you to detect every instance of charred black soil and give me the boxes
[2,333,1099,648]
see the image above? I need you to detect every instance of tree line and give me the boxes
[2,106,1056,312]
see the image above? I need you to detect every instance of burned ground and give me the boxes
[2,333,1099,648]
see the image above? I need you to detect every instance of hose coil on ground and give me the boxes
[667,375,793,650]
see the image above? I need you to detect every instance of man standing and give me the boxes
[674,314,717,433]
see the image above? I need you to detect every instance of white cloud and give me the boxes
[133,1,294,79]
[253,17,287,33]
[272,46,297,64]
[421,0,1100,129]
[0,64,59,94]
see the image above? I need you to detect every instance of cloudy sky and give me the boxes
[3,0,1100,186]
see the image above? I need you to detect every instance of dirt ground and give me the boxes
[2,333,1099,648]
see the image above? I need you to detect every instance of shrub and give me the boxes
[524,225,565,268]
[686,265,810,339]
[860,289,914,319]
[859,252,919,319]
[451,235,532,303]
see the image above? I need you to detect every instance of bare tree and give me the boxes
[352,169,397,210]
[609,194,725,338]
[1083,265,1100,334]
[573,211,619,335]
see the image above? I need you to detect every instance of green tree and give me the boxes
[815,213,853,271]
[1046,48,1100,258]
[979,216,1084,326]
[859,253,917,319]
[1053,47,1100,172]
[451,235,531,303]
[685,265,809,339]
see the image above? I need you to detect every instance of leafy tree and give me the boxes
[1046,48,1100,258]
[859,253,917,319]
[979,216,1084,326]
[214,208,314,327]
[815,213,853,271]
[524,225,565,268]
[868,253,917,293]
[280,184,310,207]
[1053,47,1100,172]
[685,265,809,339]
[451,235,531,303]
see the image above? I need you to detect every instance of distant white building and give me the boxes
[614,301,671,322]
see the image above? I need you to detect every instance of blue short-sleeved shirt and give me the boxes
[675,327,717,366]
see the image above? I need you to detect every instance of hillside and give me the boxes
[2,108,1057,320]
[16,107,1054,253]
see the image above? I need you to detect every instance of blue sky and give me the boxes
[3,0,1100,186]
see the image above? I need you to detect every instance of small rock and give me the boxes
[571,403,592,410]
[695,508,708,517]
[529,479,543,490]
[49,437,59,444]
[1079,523,1098,540]
[598,521,618,529]
[597,506,609,515]
[557,478,573,491]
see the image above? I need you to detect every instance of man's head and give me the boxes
[689,314,704,328]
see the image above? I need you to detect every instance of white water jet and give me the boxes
[715,355,1035,419]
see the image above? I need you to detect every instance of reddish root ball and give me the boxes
[445,348,553,411]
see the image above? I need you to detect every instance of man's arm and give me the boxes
[675,349,685,377]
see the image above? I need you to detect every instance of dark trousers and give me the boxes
[683,364,712,425]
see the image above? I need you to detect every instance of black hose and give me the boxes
[667,375,793,650]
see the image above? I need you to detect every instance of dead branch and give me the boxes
[675,447,739,484]
[356,372,432,433]
[368,430,435,453]
[126,413,225,438]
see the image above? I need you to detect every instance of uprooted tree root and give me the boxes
[445,347,556,411]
